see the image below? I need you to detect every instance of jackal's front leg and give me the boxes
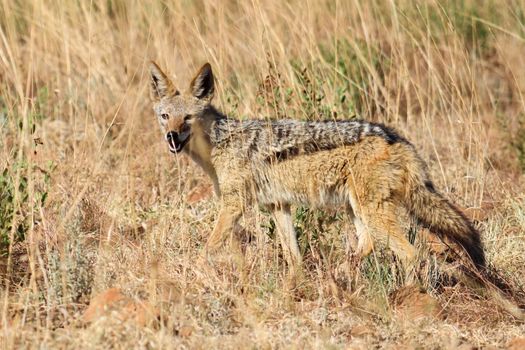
[205,202,242,252]
[203,198,246,282]
[205,167,249,256]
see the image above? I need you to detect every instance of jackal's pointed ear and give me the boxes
[190,63,214,102]
[149,61,176,101]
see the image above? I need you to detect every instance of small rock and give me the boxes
[462,201,493,222]
[186,183,213,204]
[82,288,158,327]
[391,285,442,321]
[82,288,126,323]
[350,324,374,337]
[508,337,525,350]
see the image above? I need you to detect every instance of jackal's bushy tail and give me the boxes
[403,160,486,269]
[402,154,525,319]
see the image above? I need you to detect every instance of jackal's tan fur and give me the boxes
[148,62,486,271]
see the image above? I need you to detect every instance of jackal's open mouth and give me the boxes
[166,131,190,153]
[167,136,189,153]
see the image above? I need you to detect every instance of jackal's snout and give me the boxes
[165,130,189,153]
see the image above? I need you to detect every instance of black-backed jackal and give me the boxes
[148,61,485,274]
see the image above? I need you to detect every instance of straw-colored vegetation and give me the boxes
[1,0,525,348]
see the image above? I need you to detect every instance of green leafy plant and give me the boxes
[0,160,52,255]
[0,86,52,254]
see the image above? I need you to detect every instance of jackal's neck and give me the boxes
[183,106,223,191]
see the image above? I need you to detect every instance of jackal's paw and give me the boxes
[204,239,224,255]
[196,250,212,267]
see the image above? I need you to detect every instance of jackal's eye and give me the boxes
[184,114,192,122]
[160,113,169,120]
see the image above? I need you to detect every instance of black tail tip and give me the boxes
[469,246,486,270]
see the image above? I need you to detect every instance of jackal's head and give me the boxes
[149,62,215,153]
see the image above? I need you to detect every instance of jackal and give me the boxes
[148,61,485,271]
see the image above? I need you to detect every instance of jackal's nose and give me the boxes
[166,131,177,142]
[166,131,177,148]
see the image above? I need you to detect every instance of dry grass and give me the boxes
[1,0,525,348]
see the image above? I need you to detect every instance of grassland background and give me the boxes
[1,0,525,348]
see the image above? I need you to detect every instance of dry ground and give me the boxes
[1,0,525,348]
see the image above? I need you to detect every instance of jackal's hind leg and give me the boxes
[361,201,416,269]
[346,208,374,258]
[272,204,302,268]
